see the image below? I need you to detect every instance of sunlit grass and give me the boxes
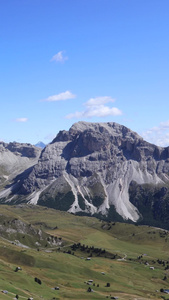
[0,205,168,299]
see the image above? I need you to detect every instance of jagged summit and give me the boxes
[70,121,141,137]
[52,121,142,143]
[1,122,169,228]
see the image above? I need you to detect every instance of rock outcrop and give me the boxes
[0,141,41,196]
[1,122,169,225]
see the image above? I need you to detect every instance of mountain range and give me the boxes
[1,121,169,229]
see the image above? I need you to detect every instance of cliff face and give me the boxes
[0,142,41,196]
[1,122,169,225]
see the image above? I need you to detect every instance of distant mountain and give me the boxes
[34,141,46,149]
[0,141,41,196]
[1,122,169,229]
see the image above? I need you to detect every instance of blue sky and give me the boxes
[0,0,169,146]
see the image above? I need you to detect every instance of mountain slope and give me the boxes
[1,122,169,226]
[0,205,169,300]
[0,141,41,198]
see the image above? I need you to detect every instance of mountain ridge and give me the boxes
[1,121,169,228]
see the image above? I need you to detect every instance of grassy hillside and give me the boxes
[0,205,169,299]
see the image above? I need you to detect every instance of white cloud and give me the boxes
[50,51,68,63]
[141,120,169,147]
[43,91,76,102]
[66,96,122,119]
[15,118,28,122]
[86,96,115,106]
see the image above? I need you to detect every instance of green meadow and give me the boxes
[0,205,169,299]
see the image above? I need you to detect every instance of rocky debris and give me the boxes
[0,214,62,248]
[1,122,169,226]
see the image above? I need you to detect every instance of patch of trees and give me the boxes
[159,230,169,238]
[47,235,62,244]
[69,243,119,259]
[157,259,166,266]
[134,256,169,271]
[165,264,169,270]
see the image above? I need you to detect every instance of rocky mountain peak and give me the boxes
[52,121,143,158]
[53,121,142,143]
[1,122,169,228]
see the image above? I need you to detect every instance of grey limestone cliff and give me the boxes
[1,122,169,224]
[0,141,41,197]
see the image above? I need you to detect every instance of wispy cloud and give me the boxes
[141,120,169,147]
[15,118,28,122]
[50,51,68,63]
[43,91,76,102]
[66,96,122,119]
